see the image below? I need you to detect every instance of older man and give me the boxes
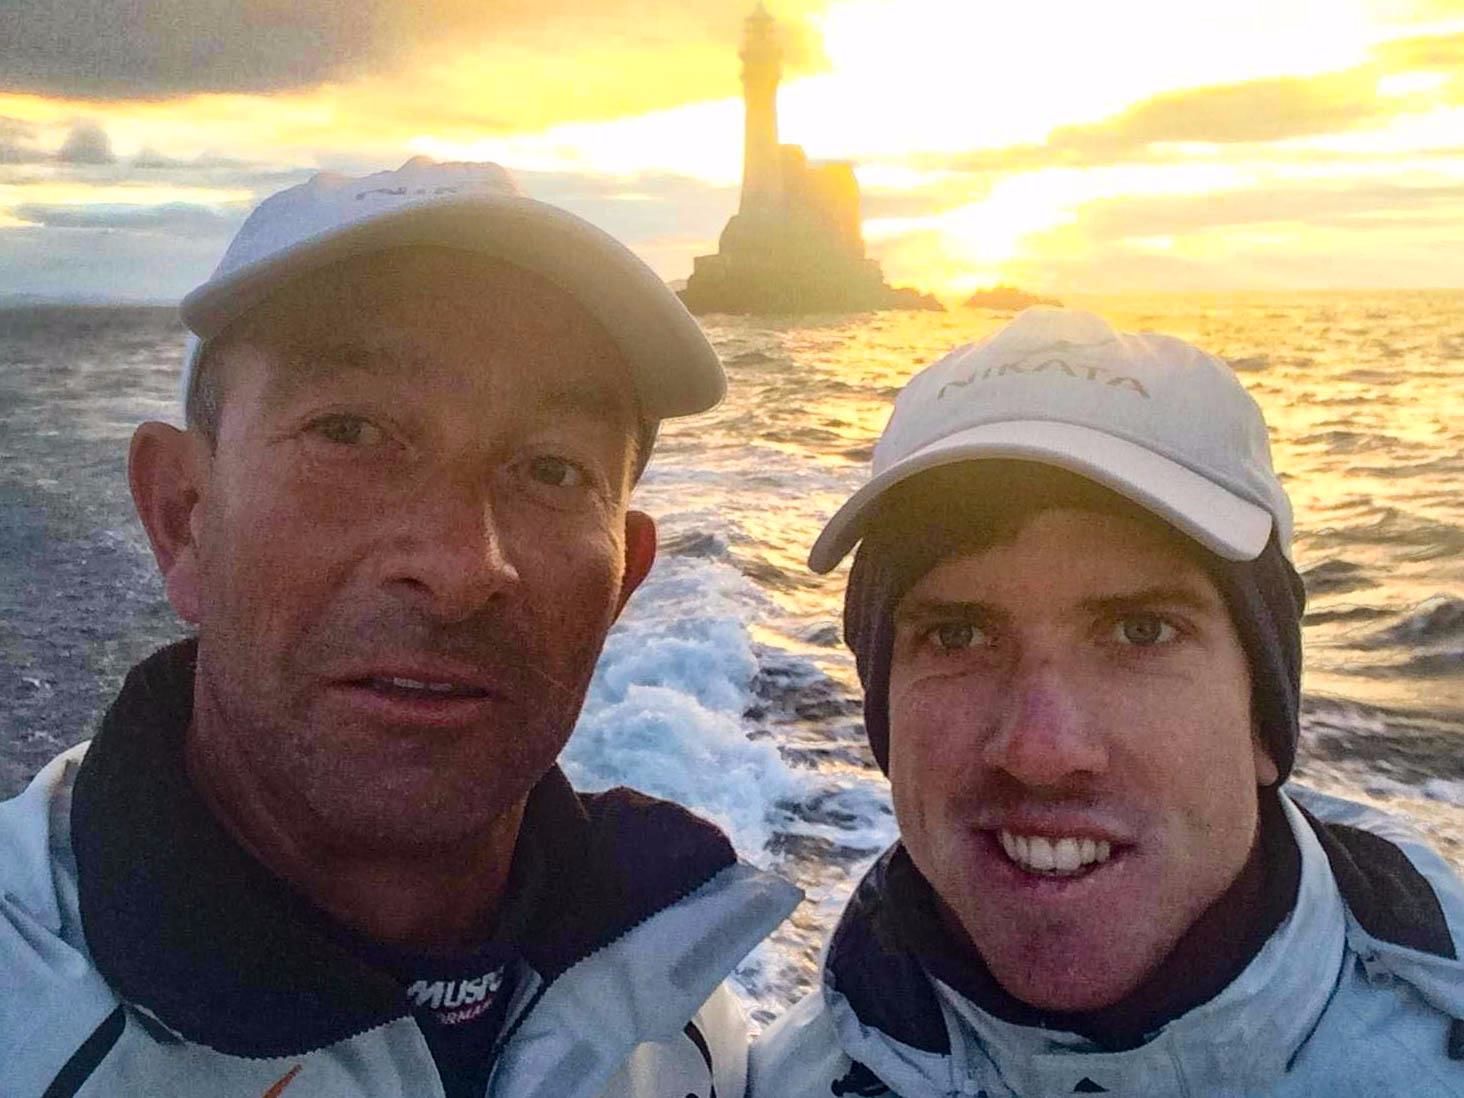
[752,308,1464,1095]
[0,158,798,1098]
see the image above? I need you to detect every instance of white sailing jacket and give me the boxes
[0,642,802,1098]
[751,788,1464,1097]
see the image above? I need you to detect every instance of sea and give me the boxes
[2,293,1462,1027]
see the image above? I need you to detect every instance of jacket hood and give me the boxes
[1291,787,1464,1028]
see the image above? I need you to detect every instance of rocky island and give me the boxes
[963,285,1062,310]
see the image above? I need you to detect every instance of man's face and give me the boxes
[887,506,1277,1011]
[163,248,651,856]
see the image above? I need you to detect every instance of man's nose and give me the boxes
[981,659,1107,788]
[381,481,521,621]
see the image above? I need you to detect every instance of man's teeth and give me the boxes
[998,831,1113,875]
[373,676,467,695]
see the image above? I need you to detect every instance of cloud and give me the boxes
[514,170,728,235]
[0,222,228,301]
[1051,72,1384,154]
[0,167,731,301]
[925,71,1389,180]
[861,186,983,222]
[910,24,1464,181]
[123,151,314,192]
[132,146,180,169]
[55,121,115,164]
[986,177,1464,292]
[1014,225,1464,293]
[0,0,830,101]
[1376,28,1464,70]
[11,201,244,234]
[1070,181,1464,241]
[0,116,45,163]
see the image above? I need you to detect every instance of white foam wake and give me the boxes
[564,554,803,859]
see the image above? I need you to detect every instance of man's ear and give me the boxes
[616,510,657,616]
[1252,726,1280,788]
[129,422,208,624]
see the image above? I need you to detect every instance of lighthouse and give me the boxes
[679,6,940,314]
[739,4,782,218]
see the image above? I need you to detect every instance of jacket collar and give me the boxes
[72,640,739,1058]
[820,790,1447,1094]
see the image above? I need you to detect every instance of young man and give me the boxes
[0,159,799,1097]
[753,307,1464,1095]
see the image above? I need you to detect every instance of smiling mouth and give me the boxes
[996,830,1118,878]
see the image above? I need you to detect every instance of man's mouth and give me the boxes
[326,670,505,730]
[361,676,491,700]
[996,830,1117,878]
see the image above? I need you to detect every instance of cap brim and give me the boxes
[808,420,1274,572]
[179,196,722,419]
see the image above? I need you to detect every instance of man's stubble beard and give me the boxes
[189,619,598,860]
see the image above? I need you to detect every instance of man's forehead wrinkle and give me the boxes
[252,337,419,408]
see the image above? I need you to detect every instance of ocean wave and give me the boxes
[1340,456,1464,479]
[1308,508,1464,561]
[1339,652,1464,680]
[660,529,729,559]
[1225,354,1270,371]
[1300,695,1464,787]
[747,648,862,726]
[1339,368,1402,383]
[800,622,842,648]
[1303,604,1390,626]
[1295,430,1393,455]
[759,426,847,448]
[728,349,778,365]
[734,553,824,594]
[1365,595,1464,646]
[772,783,896,860]
[1301,558,1372,596]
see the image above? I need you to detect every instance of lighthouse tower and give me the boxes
[738,4,782,218]
[678,6,939,314]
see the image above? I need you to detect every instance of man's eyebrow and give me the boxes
[1078,584,1222,616]
[894,597,1007,624]
[895,584,1221,623]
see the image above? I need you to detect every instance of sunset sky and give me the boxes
[2,0,1462,302]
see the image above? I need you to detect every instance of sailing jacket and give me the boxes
[0,642,801,1097]
[750,787,1464,1097]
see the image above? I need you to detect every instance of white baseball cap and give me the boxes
[179,157,723,419]
[808,307,1293,572]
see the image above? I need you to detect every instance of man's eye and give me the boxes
[526,455,585,489]
[308,415,386,447]
[1114,614,1177,647]
[929,622,989,651]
